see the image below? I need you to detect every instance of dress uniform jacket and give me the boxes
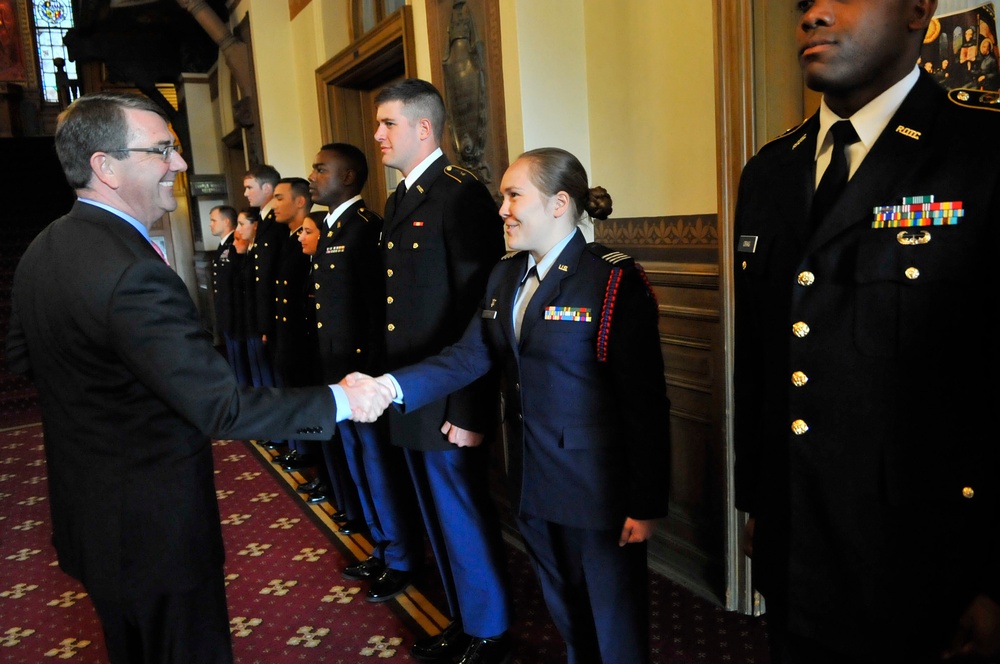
[733,72,1000,658]
[250,208,283,341]
[211,231,236,337]
[272,224,316,387]
[380,154,505,450]
[394,229,671,528]
[4,201,339,603]
[313,201,384,382]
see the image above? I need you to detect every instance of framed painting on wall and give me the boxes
[0,0,35,84]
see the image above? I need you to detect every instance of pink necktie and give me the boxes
[151,241,169,265]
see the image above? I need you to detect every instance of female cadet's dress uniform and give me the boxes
[393,228,672,664]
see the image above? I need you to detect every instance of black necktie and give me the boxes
[810,120,860,229]
[394,180,407,210]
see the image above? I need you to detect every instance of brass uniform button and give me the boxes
[387,269,393,277]
[387,296,394,304]
[905,267,920,280]
[797,271,815,286]
[791,371,808,387]
[413,242,419,249]
[792,321,810,338]
[963,486,975,499]
[317,322,323,329]
[387,241,394,249]
[387,323,395,332]
[791,419,809,435]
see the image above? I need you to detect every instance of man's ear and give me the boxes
[909,0,938,31]
[91,152,119,189]
[418,117,433,141]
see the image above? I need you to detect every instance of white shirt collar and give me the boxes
[403,147,444,190]
[325,194,363,227]
[815,65,920,180]
[524,228,578,282]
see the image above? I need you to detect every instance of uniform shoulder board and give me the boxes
[586,242,634,266]
[500,249,523,261]
[948,88,1000,112]
[358,207,381,223]
[758,116,811,152]
[444,164,480,182]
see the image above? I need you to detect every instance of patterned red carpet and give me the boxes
[0,416,770,663]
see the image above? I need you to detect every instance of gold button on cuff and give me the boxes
[792,321,810,338]
[791,371,808,387]
[797,271,815,286]
[329,264,335,269]
[355,348,361,354]
[791,419,809,435]
[963,486,975,499]
[905,267,920,280]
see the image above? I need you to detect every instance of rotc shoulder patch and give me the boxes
[948,88,1000,112]
[586,242,634,267]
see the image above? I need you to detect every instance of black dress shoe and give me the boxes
[411,621,469,661]
[337,518,365,535]
[282,453,317,471]
[261,440,283,450]
[273,450,297,465]
[453,633,513,664]
[297,477,322,493]
[342,556,385,581]
[306,486,329,503]
[365,567,412,603]
[331,510,348,524]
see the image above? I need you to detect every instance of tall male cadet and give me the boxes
[4,91,390,664]
[307,142,423,602]
[374,78,513,664]
[733,1,1000,662]
[242,163,282,393]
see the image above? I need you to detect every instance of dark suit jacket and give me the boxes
[211,231,236,336]
[250,207,282,339]
[733,72,1000,656]
[379,155,505,451]
[313,200,384,383]
[394,230,671,528]
[4,201,338,602]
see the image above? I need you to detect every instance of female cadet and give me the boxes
[383,147,671,664]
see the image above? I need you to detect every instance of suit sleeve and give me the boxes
[606,264,671,519]
[106,259,338,441]
[440,181,505,433]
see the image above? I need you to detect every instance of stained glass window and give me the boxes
[32,0,75,103]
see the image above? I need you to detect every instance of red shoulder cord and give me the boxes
[596,267,623,363]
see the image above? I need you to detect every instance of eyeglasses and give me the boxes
[105,144,182,162]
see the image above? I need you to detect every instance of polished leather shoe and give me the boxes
[365,567,411,603]
[273,450,296,465]
[297,477,322,493]
[260,440,283,450]
[411,621,469,661]
[342,556,385,581]
[331,510,348,524]
[306,486,329,504]
[337,518,365,535]
[282,452,317,471]
[453,633,513,664]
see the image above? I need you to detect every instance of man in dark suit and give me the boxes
[209,204,248,385]
[307,142,422,602]
[732,2,1000,662]
[242,163,282,392]
[3,91,390,664]
[372,78,513,664]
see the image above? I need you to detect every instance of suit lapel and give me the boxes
[518,231,586,346]
[811,74,946,247]
[386,154,449,231]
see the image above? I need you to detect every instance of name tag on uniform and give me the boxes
[481,309,497,319]
[737,235,758,253]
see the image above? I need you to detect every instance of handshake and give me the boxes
[338,372,397,422]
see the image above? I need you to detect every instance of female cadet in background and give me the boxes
[233,207,263,387]
[374,147,672,664]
